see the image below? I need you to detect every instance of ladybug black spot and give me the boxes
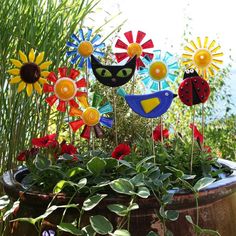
[186,91,189,94]
[201,96,204,99]
[204,88,208,92]
[181,95,184,98]
[201,81,205,85]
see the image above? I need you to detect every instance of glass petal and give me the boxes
[87,57,92,69]
[69,107,83,116]
[58,67,67,77]
[204,36,209,48]
[39,77,47,84]
[91,34,101,44]
[138,67,148,75]
[168,61,178,70]
[168,73,177,82]
[94,124,104,138]
[136,30,146,43]
[69,68,80,79]
[208,40,216,50]
[150,81,159,91]
[78,29,85,41]
[66,41,78,48]
[154,50,161,60]
[98,102,113,114]
[100,116,113,128]
[142,76,151,86]
[116,87,127,97]
[141,39,154,49]
[43,83,54,93]
[86,28,92,41]
[57,100,66,112]
[142,52,154,61]
[93,50,105,57]
[69,99,79,108]
[80,125,91,139]
[94,42,105,49]
[115,39,127,49]
[78,96,89,108]
[66,50,78,57]
[92,93,103,108]
[71,54,81,64]
[46,95,57,106]
[197,37,202,48]
[161,80,170,89]
[78,57,85,68]
[163,51,173,63]
[71,34,80,44]
[124,31,133,43]
[47,72,57,83]
[35,52,45,64]
[136,58,145,69]
[76,78,87,88]
[115,52,128,63]
[69,119,84,132]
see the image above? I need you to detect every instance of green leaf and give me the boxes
[147,231,160,236]
[193,177,215,191]
[53,178,87,193]
[82,194,107,211]
[166,210,179,221]
[3,200,20,221]
[136,186,150,198]
[35,155,51,170]
[82,225,96,236]
[53,180,68,193]
[57,223,83,235]
[128,203,139,211]
[185,215,193,224]
[0,195,10,210]
[111,229,131,236]
[90,215,113,235]
[166,166,184,178]
[107,204,128,216]
[104,158,118,170]
[87,157,106,176]
[109,178,134,195]
[130,173,145,186]
[67,167,86,178]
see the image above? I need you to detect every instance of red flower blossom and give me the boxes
[112,143,131,160]
[32,134,58,148]
[189,123,203,144]
[17,148,39,161]
[152,125,169,142]
[60,141,77,155]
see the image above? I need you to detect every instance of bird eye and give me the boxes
[185,69,190,74]
[116,68,133,78]
[190,68,194,73]
[96,68,112,78]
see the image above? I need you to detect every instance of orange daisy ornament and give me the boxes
[182,37,223,80]
[8,49,52,96]
[115,30,154,69]
[43,67,87,112]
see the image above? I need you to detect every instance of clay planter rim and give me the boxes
[2,158,236,210]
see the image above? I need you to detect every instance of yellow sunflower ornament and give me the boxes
[8,49,52,96]
[182,37,223,80]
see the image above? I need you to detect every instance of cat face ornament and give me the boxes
[91,55,136,87]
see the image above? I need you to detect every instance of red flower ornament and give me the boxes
[112,143,131,160]
[152,125,169,142]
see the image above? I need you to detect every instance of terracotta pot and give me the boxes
[2,159,236,236]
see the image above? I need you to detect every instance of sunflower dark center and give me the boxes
[20,63,41,83]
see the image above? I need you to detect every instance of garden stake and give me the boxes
[159,81,164,143]
[190,106,196,174]
[113,88,118,146]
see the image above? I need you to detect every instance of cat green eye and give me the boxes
[116,68,133,78]
[96,68,112,77]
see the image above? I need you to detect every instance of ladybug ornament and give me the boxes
[178,68,210,106]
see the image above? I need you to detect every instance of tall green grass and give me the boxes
[0,0,124,172]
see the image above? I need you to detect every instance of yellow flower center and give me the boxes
[78,41,94,57]
[193,49,212,68]
[82,107,100,126]
[127,43,142,58]
[149,61,167,81]
[54,77,77,101]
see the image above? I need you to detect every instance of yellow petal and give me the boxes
[39,61,52,70]
[17,81,26,93]
[28,48,35,62]
[78,96,89,108]
[26,84,33,96]
[190,40,197,50]
[19,50,28,63]
[197,37,202,48]
[41,71,50,77]
[7,69,20,75]
[9,76,21,84]
[208,40,216,50]
[184,46,194,53]
[39,77,47,84]
[203,36,209,48]
[212,52,224,57]
[182,53,192,59]
[10,59,22,68]
[34,82,42,95]
[35,52,45,65]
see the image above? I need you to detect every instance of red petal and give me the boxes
[80,125,91,139]
[69,99,79,108]
[115,52,128,63]
[115,39,128,49]
[136,58,145,69]
[47,72,57,83]
[141,39,154,49]
[69,68,80,79]
[76,78,87,88]
[43,83,54,93]
[124,31,134,43]
[190,123,204,144]
[136,31,146,43]
[69,120,84,132]
[46,95,57,106]
[76,91,87,97]
[57,100,66,112]
[141,52,154,60]
[58,67,67,77]
[94,124,104,138]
